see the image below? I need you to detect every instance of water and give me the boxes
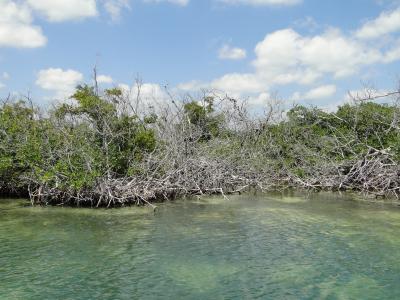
[1,192,400,299]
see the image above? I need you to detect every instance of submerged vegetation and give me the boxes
[0,82,399,206]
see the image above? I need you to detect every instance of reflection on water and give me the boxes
[1,192,400,299]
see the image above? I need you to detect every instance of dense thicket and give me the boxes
[1,85,399,206]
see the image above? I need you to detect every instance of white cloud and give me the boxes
[304,84,337,100]
[118,82,170,113]
[355,7,400,39]
[0,1,46,48]
[97,75,114,84]
[293,16,319,32]
[207,27,400,97]
[103,0,130,21]
[134,83,167,104]
[170,6,400,112]
[0,71,9,90]
[211,73,267,96]
[383,41,400,62]
[217,0,302,6]
[143,0,189,6]
[2,72,10,80]
[247,92,271,106]
[176,80,207,91]
[36,68,84,99]
[117,83,131,92]
[0,0,102,48]
[292,84,337,101]
[26,0,97,22]
[253,28,383,81]
[119,82,167,102]
[218,44,247,60]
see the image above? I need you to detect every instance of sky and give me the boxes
[1,0,400,110]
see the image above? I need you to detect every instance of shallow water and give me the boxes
[1,192,400,299]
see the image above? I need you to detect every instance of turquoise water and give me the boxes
[1,192,400,299]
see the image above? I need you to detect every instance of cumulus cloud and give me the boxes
[292,85,337,101]
[293,16,319,32]
[176,80,207,91]
[355,7,400,39]
[211,73,266,96]
[26,0,97,22]
[97,75,114,84]
[304,85,337,100]
[194,26,400,99]
[36,68,84,99]
[179,8,400,107]
[0,72,10,90]
[217,0,302,6]
[133,83,168,104]
[0,1,46,48]
[218,44,247,60]
[103,0,130,21]
[382,41,400,62]
[119,82,167,101]
[247,92,272,107]
[2,72,10,80]
[253,28,383,81]
[0,0,101,48]
[117,82,170,113]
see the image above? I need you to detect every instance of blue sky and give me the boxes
[1,0,400,109]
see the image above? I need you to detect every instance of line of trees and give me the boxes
[0,83,399,206]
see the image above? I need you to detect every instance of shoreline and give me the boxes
[2,178,399,208]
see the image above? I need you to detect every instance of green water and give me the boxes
[1,193,400,299]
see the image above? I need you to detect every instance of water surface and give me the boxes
[1,192,400,299]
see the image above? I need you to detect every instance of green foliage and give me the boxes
[336,102,399,150]
[0,85,157,194]
[0,86,399,199]
[0,101,41,190]
[183,97,224,140]
[143,113,158,124]
[285,103,399,152]
[246,102,400,172]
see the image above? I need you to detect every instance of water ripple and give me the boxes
[1,194,400,299]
